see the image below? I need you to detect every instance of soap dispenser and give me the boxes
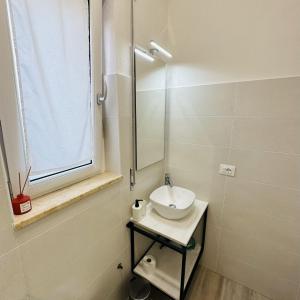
[132,199,144,221]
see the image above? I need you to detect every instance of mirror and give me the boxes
[133,0,169,171]
[135,54,166,170]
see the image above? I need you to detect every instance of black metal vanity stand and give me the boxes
[127,207,208,300]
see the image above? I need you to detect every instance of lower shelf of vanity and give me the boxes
[134,242,201,300]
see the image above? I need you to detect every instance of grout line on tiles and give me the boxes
[168,141,232,149]
[0,244,21,261]
[167,165,300,192]
[15,186,123,247]
[106,72,131,79]
[77,250,125,300]
[15,204,95,248]
[221,225,300,258]
[168,142,231,149]
[214,224,224,273]
[218,84,234,258]
[226,177,300,193]
[219,254,300,288]
[168,141,300,157]
[230,205,300,239]
[217,116,236,271]
[168,115,235,118]
[296,285,300,300]
[232,82,239,116]
[168,167,300,231]
[207,266,272,300]
[168,114,300,121]
[231,115,300,120]
[216,91,235,269]
[226,195,299,238]
[16,246,31,299]
[166,75,300,89]
[229,147,300,157]
[167,112,300,120]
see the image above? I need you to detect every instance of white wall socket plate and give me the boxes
[219,164,236,177]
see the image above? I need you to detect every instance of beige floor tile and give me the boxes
[151,267,270,300]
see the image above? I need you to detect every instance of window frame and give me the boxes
[0,0,104,199]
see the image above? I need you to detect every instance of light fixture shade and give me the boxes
[134,48,155,62]
[150,41,173,58]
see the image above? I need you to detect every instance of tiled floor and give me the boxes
[151,267,270,300]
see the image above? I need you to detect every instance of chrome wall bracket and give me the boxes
[97,73,108,105]
[130,168,135,191]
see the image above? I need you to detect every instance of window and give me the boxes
[1,0,103,197]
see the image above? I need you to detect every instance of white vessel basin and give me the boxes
[149,185,195,220]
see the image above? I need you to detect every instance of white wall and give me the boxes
[166,1,300,299]
[134,0,169,50]
[167,0,300,87]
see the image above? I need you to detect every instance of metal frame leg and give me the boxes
[183,207,208,298]
[130,225,135,272]
[200,208,208,256]
[180,248,187,300]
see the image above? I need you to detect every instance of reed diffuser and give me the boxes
[12,167,32,215]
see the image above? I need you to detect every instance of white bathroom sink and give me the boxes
[149,185,195,220]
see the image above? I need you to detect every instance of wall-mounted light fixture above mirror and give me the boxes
[135,47,155,62]
[150,40,173,59]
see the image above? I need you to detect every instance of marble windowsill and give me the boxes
[13,172,123,230]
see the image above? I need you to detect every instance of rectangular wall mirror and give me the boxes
[132,0,169,172]
[135,53,166,170]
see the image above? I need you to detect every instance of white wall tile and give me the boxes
[168,83,235,117]
[14,185,112,245]
[218,255,299,300]
[222,201,300,256]
[235,77,300,118]
[168,143,229,174]
[103,75,119,118]
[168,116,233,147]
[117,74,132,118]
[297,286,300,300]
[229,149,300,189]
[19,191,125,299]
[0,188,13,230]
[0,226,17,257]
[225,179,300,224]
[103,116,121,173]
[0,249,28,300]
[220,229,300,282]
[79,260,123,300]
[201,225,221,272]
[232,117,300,154]
[0,151,7,190]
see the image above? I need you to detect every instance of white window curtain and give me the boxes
[9,0,92,177]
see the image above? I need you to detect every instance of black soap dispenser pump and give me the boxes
[132,199,144,221]
[135,199,143,207]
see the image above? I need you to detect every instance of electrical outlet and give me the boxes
[219,164,236,177]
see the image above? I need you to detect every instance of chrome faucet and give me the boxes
[165,173,174,188]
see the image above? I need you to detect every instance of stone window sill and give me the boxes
[13,172,123,230]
